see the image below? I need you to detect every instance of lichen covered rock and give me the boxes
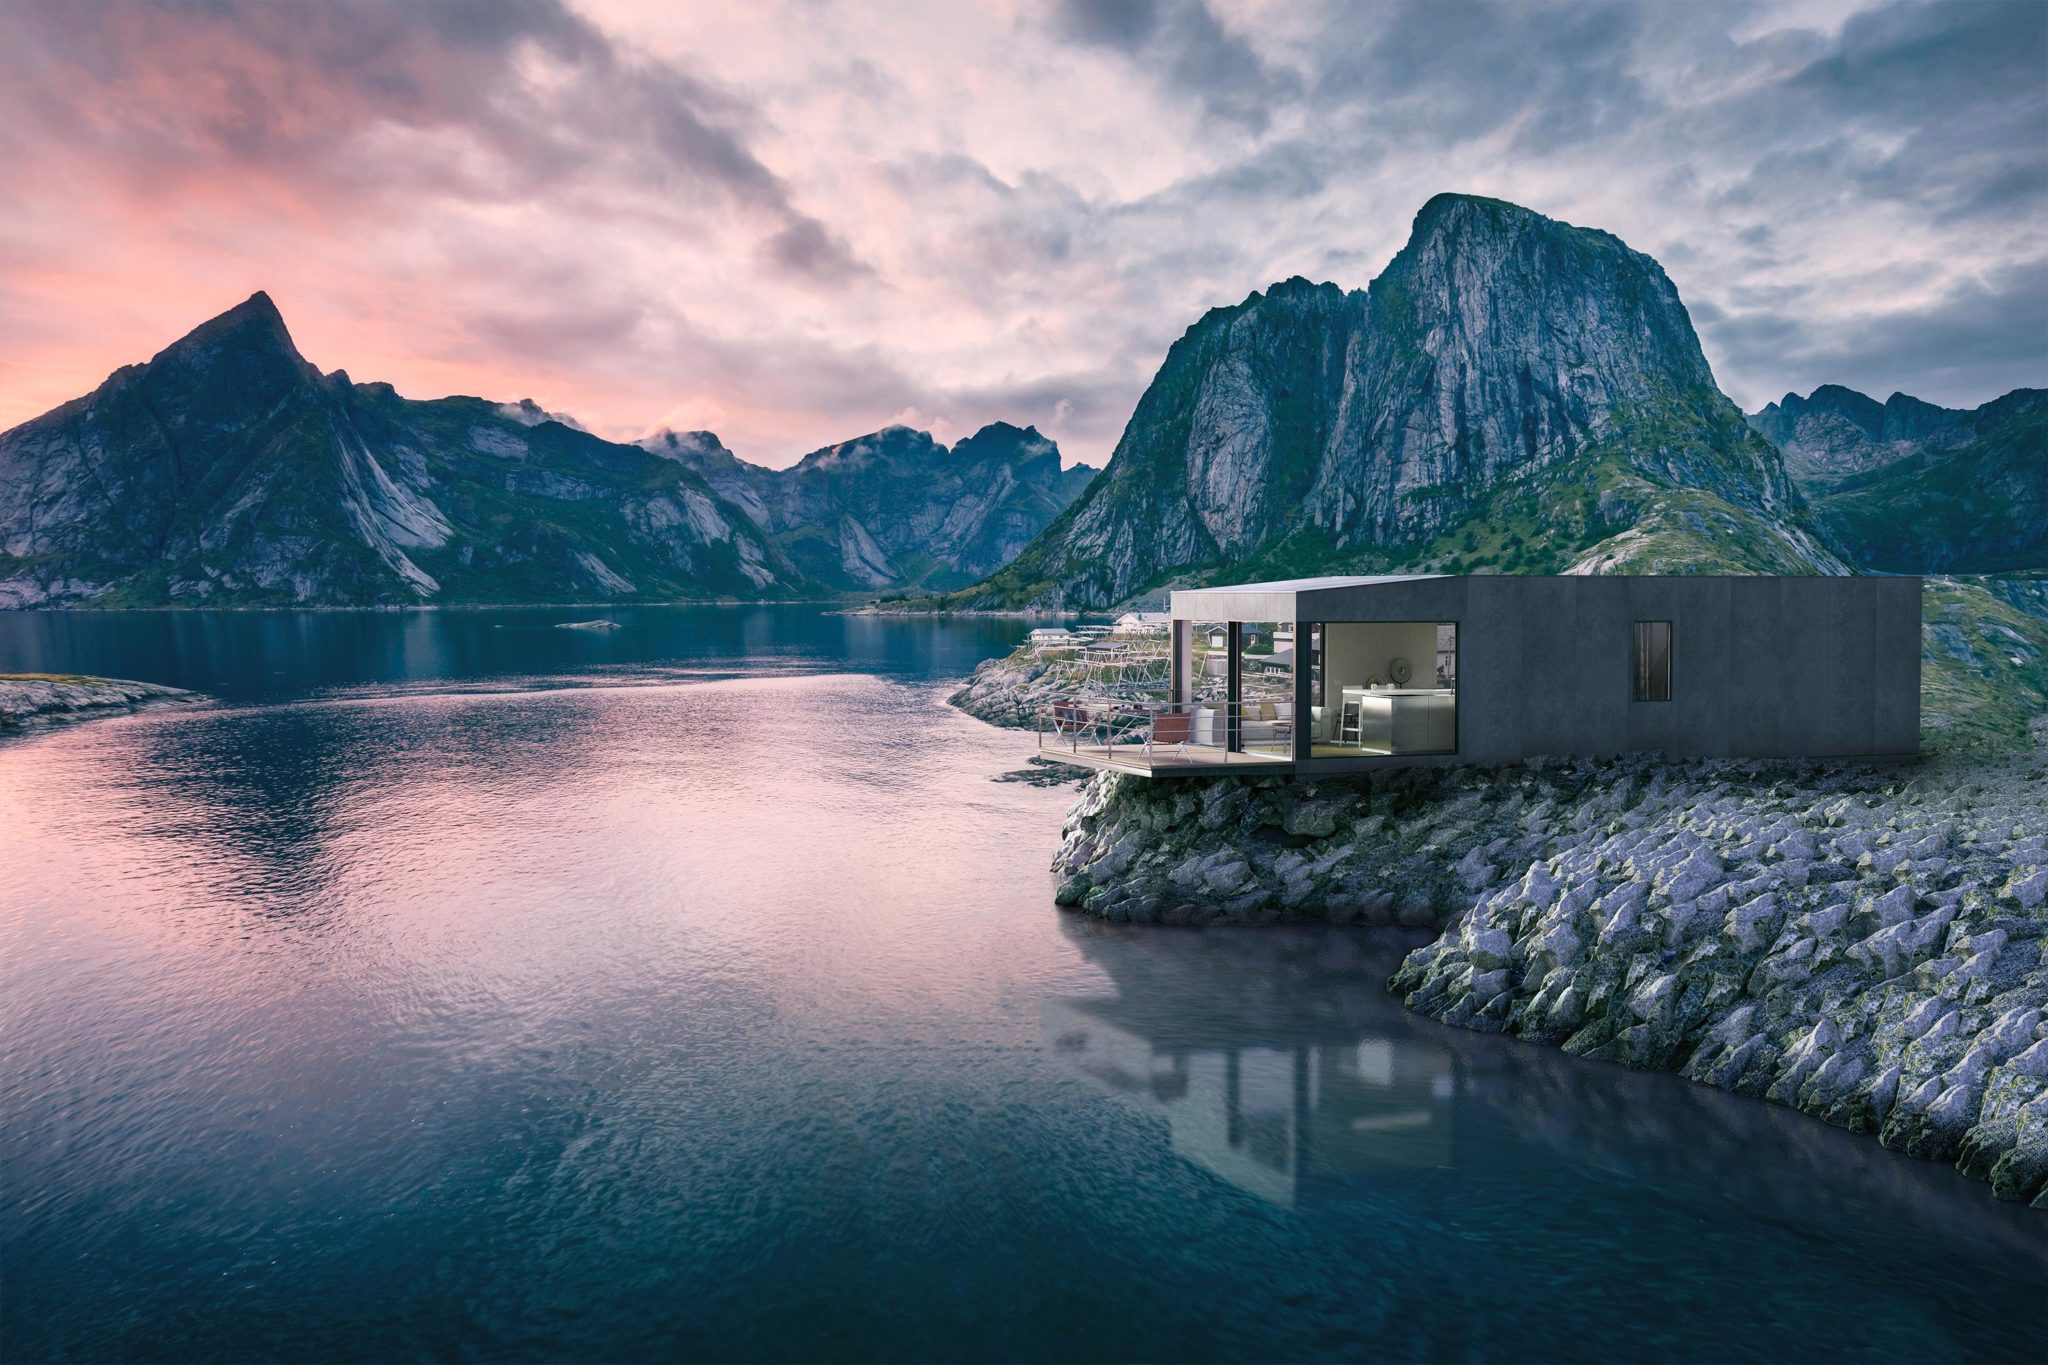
[1377,748,2048,1203]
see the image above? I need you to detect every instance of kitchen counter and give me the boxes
[1337,686,1456,754]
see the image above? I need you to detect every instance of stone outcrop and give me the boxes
[1048,748,2048,1202]
[0,674,200,729]
[948,638,1167,728]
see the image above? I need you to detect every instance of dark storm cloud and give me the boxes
[1139,0,2044,409]
[1048,0,1301,132]
[1051,0,1163,51]
[1701,2,2047,232]
[0,0,862,281]
[1712,256,2048,408]
[1310,0,1654,147]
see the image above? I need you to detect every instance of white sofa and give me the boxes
[1192,701,1293,746]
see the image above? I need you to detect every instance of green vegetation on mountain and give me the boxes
[1787,392,2045,575]
[1920,577,2048,750]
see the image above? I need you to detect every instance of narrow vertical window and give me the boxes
[1633,621,1672,701]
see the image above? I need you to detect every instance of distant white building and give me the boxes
[1027,627,1077,647]
[1115,611,1170,634]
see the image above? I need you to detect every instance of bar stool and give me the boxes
[1338,699,1363,745]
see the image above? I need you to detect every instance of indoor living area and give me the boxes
[1304,620,1458,757]
[1183,618,1458,759]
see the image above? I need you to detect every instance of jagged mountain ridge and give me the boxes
[0,295,1092,606]
[641,421,1095,594]
[0,294,796,606]
[1750,386,2046,574]
[943,194,1839,611]
[1748,384,1999,483]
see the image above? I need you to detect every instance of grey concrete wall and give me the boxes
[1173,575,1921,767]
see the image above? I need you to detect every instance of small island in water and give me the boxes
[0,673,201,731]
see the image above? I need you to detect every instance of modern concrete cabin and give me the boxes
[1036,574,1922,777]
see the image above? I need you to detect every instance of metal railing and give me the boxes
[1035,698,1296,768]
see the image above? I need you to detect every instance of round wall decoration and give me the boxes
[1389,657,1413,685]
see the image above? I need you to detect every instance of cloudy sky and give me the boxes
[1,0,2042,466]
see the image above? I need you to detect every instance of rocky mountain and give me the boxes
[641,421,1094,594]
[0,295,1091,607]
[0,294,797,606]
[938,194,1839,611]
[1748,386,2046,574]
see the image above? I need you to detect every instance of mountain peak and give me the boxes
[952,421,1061,466]
[157,290,303,368]
[1409,192,1554,240]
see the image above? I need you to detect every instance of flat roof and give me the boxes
[1176,573,1441,596]
[1168,572,1921,620]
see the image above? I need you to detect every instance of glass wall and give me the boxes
[1304,621,1457,756]
[1233,621,1295,758]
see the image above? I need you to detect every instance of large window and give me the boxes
[1633,621,1672,701]
[1309,621,1457,756]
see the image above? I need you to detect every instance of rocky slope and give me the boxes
[641,422,1094,594]
[0,294,797,607]
[934,194,1834,610]
[1388,750,2048,1205]
[0,673,200,728]
[1751,388,2045,575]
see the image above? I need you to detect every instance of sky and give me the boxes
[1,0,2042,468]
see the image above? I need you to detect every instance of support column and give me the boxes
[1293,622,1314,763]
[1226,620,1242,753]
[1170,618,1191,710]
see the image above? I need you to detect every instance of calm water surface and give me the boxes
[2,608,2041,1362]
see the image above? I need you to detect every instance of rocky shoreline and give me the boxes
[948,648,1068,727]
[1049,752,2047,1202]
[0,674,201,731]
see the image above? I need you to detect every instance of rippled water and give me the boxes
[2,608,2041,1363]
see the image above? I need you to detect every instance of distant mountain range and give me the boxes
[0,296,1093,607]
[934,194,2042,610]
[641,422,1094,594]
[1748,385,2045,574]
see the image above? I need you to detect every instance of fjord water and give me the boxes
[1,609,2039,1363]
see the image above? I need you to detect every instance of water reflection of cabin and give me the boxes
[1043,996,1455,1208]
[1038,573,1922,778]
